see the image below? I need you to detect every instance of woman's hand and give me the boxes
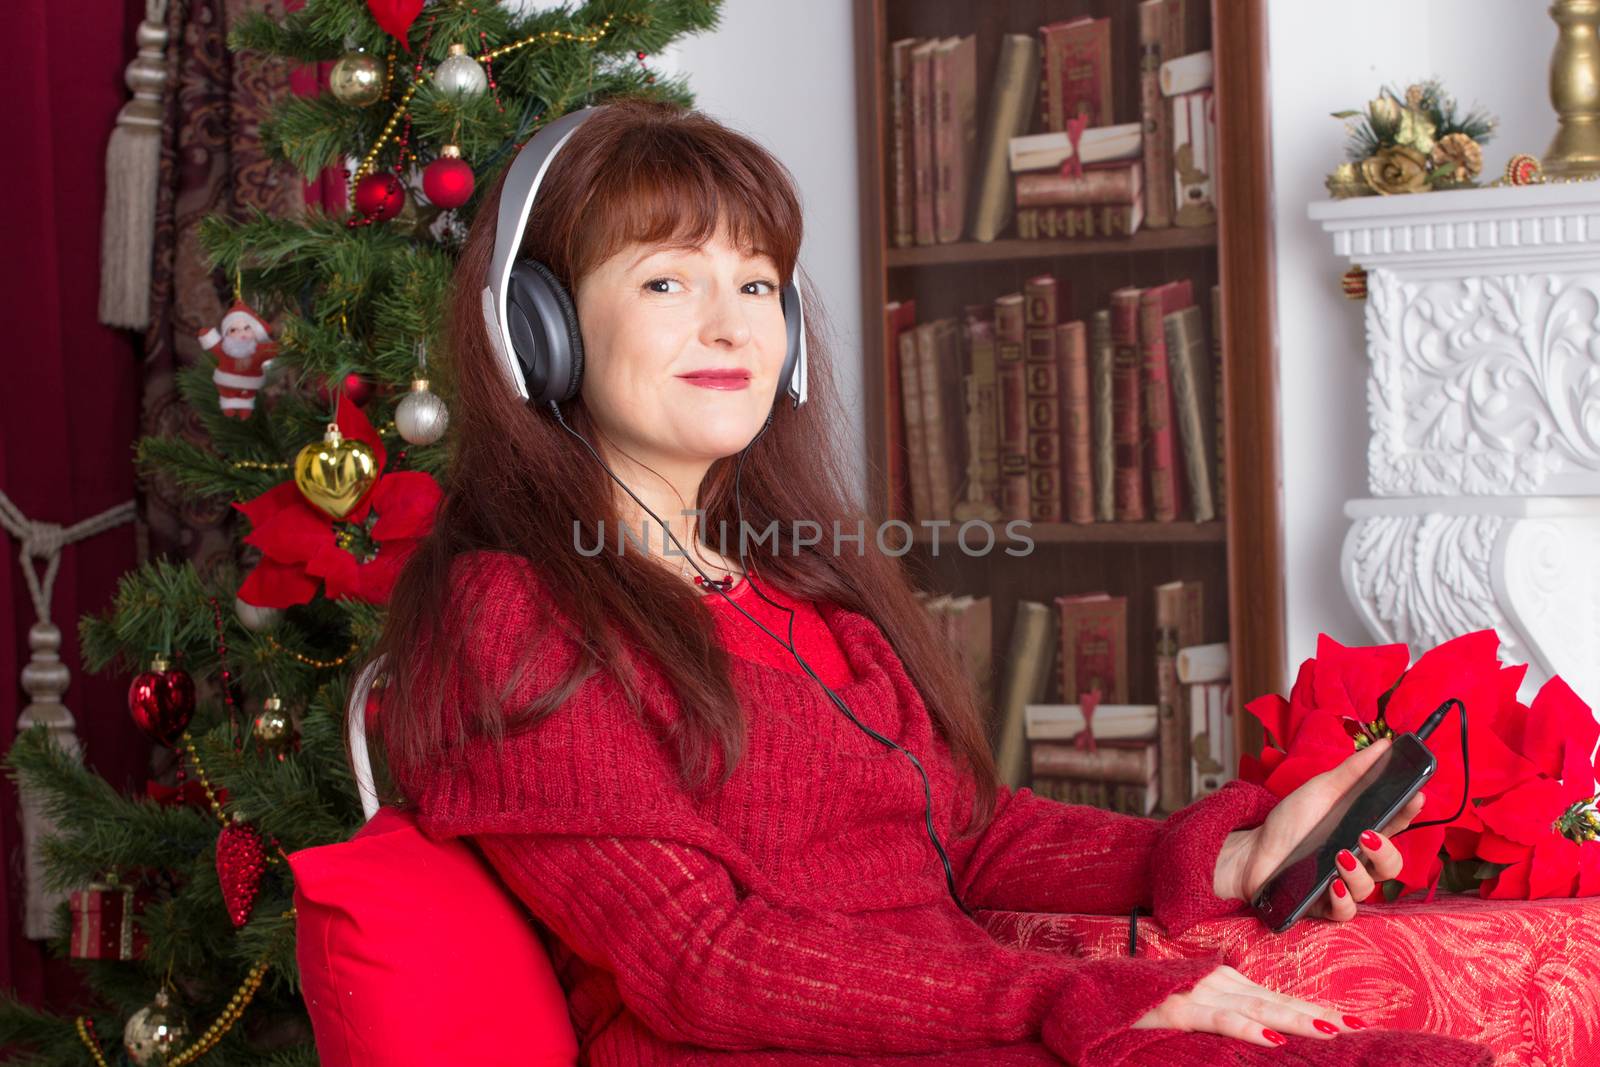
[1214,736,1426,921]
[1131,964,1369,1046]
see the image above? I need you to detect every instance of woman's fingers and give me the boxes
[1357,826,1405,882]
[1381,791,1427,835]
[1211,992,1343,1040]
[1325,871,1358,921]
[1334,845,1376,902]
[1166,1001,1289,1047]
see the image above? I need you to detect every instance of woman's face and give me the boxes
[573,226,788,473]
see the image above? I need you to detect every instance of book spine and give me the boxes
[1137,287,1187,522]
[1059,321,1093,524]
[1031,776,1154,816]
[1211,284,1226,518]
[901,328,932,522]
[1014,164,1141,207]
[924,320,963,518]
[968,318,1001,510]
[890,40,916,248]
[1030,741,1154,784]
[911,45,936,246]
[1155,583,1188,811]
[1038,25,1064,133]
[1109,290,1145,521]
[1013,203,1143,240]
[885,303,912,521]
[1189,680,1235,799]
[996,601,1056,788]
[1165,307,1215,522]
[933,43,956,244]
[1089,309,1115,522]
[1023,276,1062,523]
[972,35,1039,244]
[1173,88,1217,227]
[1061,19,1114,127]
[1138,0,1184,229]
[994,295,1031,521]
[950,37,977,243]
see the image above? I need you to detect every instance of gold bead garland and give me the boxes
[347,15,617,197]
[75,952,280,1066]
[264,633,361,669]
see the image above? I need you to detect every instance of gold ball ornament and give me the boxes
[1506,153,1544,185]
[395,378,449,445]
[434,43,488,97]
[293,423,378,521]
[123,989,189,1066]
[329,50,385,108]
[252,696,292,748]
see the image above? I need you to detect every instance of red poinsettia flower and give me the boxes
[1471,676,1600,899]
[234,393,441,608]
[1243,631,1540,897]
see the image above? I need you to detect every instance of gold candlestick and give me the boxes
[1544,0,1600,178]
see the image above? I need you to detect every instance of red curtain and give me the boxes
[0,0,152,1008]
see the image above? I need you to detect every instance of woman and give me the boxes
[373,98,1489,1066]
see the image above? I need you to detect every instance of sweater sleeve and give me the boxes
[950,779,1281,935]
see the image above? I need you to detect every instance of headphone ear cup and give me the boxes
[504,259,585,404]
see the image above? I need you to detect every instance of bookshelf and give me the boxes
[852,0,1282,790]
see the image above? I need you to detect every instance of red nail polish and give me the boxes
[1343,1015,1369,1030]
[1337,849,1358,872]
[1332,878,1348,898]
[1263,1028,1288,1045]
[1360,830,1382,851]
[1314,1019,1339,1034]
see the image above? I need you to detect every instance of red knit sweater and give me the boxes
[399,552,1492,1067]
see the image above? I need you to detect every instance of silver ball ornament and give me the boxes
[234,596,282,633]
[329,50,385,108]
[396,378,449,445]
[434,43,488,97]
[123,989,189,1066]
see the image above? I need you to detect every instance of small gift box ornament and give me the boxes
[68,874,148,961]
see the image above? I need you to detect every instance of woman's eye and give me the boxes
[745,280,779,295]
[643,278,684,294]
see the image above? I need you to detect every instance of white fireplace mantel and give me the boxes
[1310,183,1600,707]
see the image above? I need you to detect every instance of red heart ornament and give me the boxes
[216,821,267,927]
[127,660,195,746]
[365,0,425,50]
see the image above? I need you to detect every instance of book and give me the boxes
[884,300,918,521]
[1031,774,1158,816]
[1137,0,1186,229]
[899,327,931,522]
[888,38,919,248]
[932,35,977,243]
[994,293,1030,521]
[1210,284,1226,518]
[1039,17,1114,132]
[1138,280,1195,523]
[962,309,1001,511]
[972,34,1041,243]
[922,319,966,518]
[1032,739,1156,784]
[1014,202,1143,240]
[1189,680,1235,799]
[1025,703,1158,741]
[1023,275,1063,523]
[1173,88,1217,228]
[1008,123,1141,172]
[909,40,939,246]
[1176,641,1230,684]
[928,593,994,722]
[1089,309,1115,522]
[1163,305,1216,522]
[1058,320,1093,525]
[1014,162,1142,208]
[1155,580,1205,812]
[1054,593,1128,704]
[1160,50,1213,97]
[995,600,1058,787]
[1108,288,1146,520]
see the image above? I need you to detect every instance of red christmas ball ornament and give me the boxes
[316,372,374,408]
[127,656,195,746]
[353,171,406,221]
[422,144,475,209]
[215,820,267,927]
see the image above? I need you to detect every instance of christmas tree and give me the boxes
[1,1,720,1063]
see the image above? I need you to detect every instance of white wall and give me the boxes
[657,1,867,496]
[1267,0,1556,680]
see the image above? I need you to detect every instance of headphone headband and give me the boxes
[480,104,807,410]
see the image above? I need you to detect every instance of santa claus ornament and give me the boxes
[197,300,278,419]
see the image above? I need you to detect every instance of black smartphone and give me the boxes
[1250,731,1437,934]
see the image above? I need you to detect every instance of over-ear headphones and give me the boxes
[480,105,809,412]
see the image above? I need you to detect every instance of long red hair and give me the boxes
[372,97,998,835]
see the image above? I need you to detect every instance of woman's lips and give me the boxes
[677,370,751,391]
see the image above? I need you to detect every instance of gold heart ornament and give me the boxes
[294,423,379,520]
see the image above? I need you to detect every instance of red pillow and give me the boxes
[290,806,579,1067]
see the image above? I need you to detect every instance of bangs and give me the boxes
[560,123,803,285]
